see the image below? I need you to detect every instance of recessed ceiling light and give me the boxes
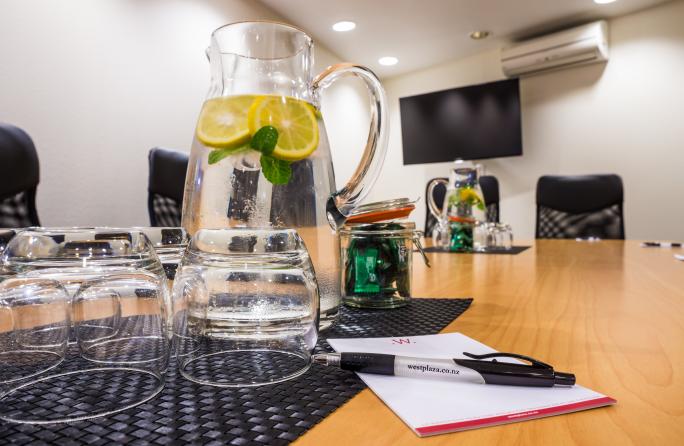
[594,0,617,4]
[378,56,398,66]
[332,21,356,32]
[469,30,491,40]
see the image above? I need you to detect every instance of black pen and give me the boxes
[313,351,575,387]
[641,241,682,248]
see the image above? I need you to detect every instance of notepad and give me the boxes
[327,333,616,436]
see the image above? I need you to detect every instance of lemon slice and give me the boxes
[248,95,319,161]
[196,95,256,149]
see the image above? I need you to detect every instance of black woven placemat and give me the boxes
[422,246,531,255]
[0,298,472,446]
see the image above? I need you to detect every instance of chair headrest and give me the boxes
[479,175,499,205]
[537,174,623,213]
[0,123,39,199]
[148,147,189,203]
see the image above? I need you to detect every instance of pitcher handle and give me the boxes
[426,178,448,221]
[312,63,389,230]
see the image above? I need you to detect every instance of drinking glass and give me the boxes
[0,278,69,388]
[172,228,319,387]
[133,227,189,281]
[1,228,166,286]
[494,223,514,250]
[1,228,168,331]
[74,270,168,367]
[473,221,490,252]
[474,222,514,251]
[431,221,451,251]
[0,229,17,282]
[0,229,16,256]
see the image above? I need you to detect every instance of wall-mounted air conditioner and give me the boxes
[501,21,609,77]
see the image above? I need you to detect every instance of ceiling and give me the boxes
[260,0,671,78]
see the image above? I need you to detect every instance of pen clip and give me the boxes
[462,352,554,369]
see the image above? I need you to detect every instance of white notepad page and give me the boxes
[327,333,615,437]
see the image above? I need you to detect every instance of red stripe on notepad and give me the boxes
[415,396,616,436]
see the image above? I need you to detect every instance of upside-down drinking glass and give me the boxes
[172,228,319,387]
[474,222,514,251]
[133,227,189,282]
[0,278,70,390]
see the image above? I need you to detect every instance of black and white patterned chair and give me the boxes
[0,123,40,228]
[535,174,625,239]
[424,175,500,236]
[148,147,188,227]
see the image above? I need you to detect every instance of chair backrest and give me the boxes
[0,123,40,228]
[479,175,500,224]
[148,147,189,227]
[424,175,500,236]
[535,174,625,239]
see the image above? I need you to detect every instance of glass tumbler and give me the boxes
[431,221,451,251]
[473,221,490,252]
[172,228,319,388]
[474,222,514,251]
[0,229,16,256]
[133,227,189,282]
[0,278,70,389]
[0,229,170,424]
[494,223,514,250]
[1,228,169,333]
[1,228,166,289]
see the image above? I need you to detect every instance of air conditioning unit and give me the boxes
[501,21,609,77]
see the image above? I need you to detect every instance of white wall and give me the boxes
[0,0,368,227]
[4,1,680,239]
[370,0,684,240]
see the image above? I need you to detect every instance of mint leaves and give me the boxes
[250,126,278,156]
[206,125,292,185]
[260,155,292,185]
[251,126,292,184]
[208,147,242,165]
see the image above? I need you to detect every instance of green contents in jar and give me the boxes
[449,220,474,252]
[353,246,381,294]
[344,223,411,298]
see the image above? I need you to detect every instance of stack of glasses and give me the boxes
[0,229,170,423]
[474,222,514,251]
[0,226,320,424]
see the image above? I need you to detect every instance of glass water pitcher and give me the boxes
[426,160,486,250]
[181,21,389,329]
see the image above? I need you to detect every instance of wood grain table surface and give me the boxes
[295,240,684,445]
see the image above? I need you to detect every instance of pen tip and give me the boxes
[312,354,329,366]
[312,353,340,367]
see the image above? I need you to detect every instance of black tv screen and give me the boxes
[400,78,522,164]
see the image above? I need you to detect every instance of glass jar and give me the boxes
[340,221,424,309]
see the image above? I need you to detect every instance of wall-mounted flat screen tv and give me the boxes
[400,78,522,165]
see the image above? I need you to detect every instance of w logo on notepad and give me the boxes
[392,338,413,345]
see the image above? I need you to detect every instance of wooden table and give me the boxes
[296,240,684,445]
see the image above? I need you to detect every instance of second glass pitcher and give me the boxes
[181,21,389,329]
[427,160,486,251]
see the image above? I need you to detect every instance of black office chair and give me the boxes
[535,174,625,239]
[0,123,40,228]
[479,176,500,224]
[148,148,188,227]
[424,175,500,236]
